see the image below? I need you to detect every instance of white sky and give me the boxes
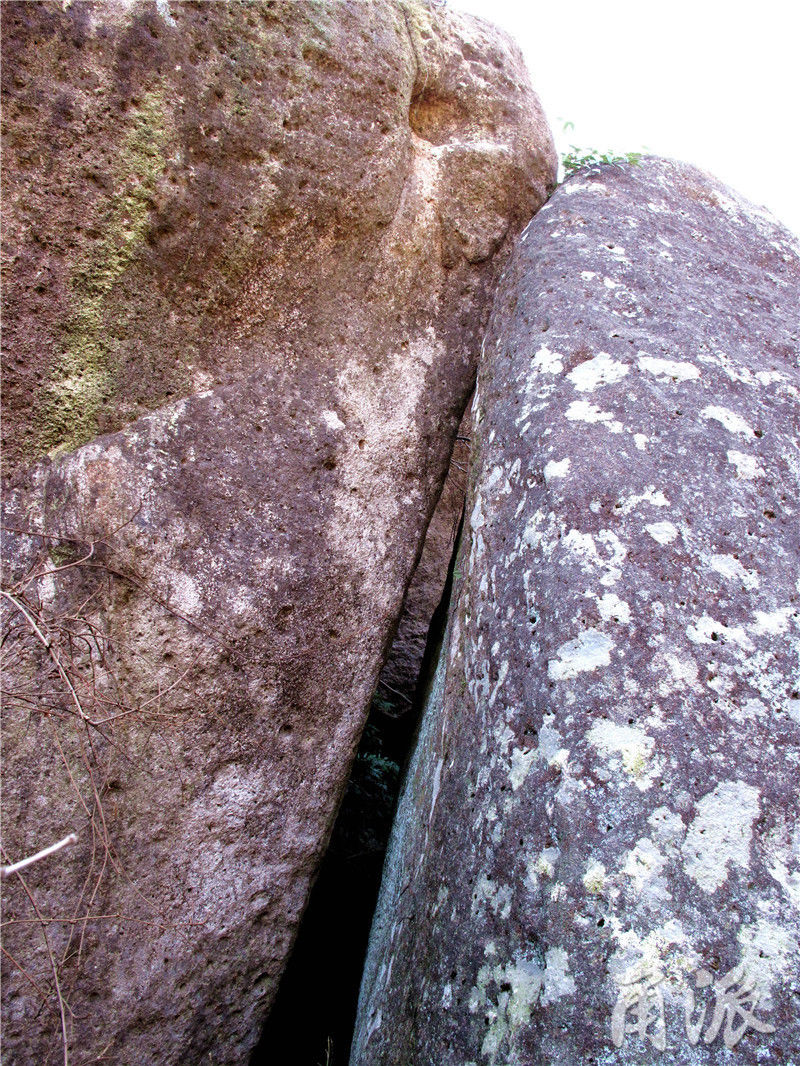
[453,0,800,236]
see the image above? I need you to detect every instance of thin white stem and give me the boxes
[1,834,78,879]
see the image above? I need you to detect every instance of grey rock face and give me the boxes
[352,159,800,1065]
[0,4,555,1064]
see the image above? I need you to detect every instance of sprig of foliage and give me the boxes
[558,120,643,178]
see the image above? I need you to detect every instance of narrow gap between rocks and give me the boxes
[250,431,470,1066]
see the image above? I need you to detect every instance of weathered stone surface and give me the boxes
[352,159,800,1065]
[0,3,556,1063]
[1,0,554,476]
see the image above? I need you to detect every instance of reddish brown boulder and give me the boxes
[0,2,556,1063]
[353,159,800,1065]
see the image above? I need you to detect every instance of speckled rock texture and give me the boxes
[0,3,556,1063]
[352,159,800,1066]
[1,0,555,475]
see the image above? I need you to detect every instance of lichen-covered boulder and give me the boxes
[0,2,556,1062]
[352,159,800,1065]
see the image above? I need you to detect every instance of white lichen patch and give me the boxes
[583,860,607,895]
[727,449,765,479]
[633,433,649,451]
[618,486,669,515]
[603,243,629,262]
[543,457,570,482]
[645,521,678,545]
[681,781,760,893]
[737,919,797,1005]
[621,838,669,899]
[708,553,760,590]
[469,949,543,1063]
[565,400,623,433]
[686,613,755,651]
[533,346,564,374]
[567,352,629,392]
[596,593,631,624]
[530,847,559,881]
[509,747,536,791]
[637,354,700,382]
[472,874,513,920]
[541,947,577,1006]
[539,714,567,763]
[609,920,697,992]
[587,721,657,790]
[750,607,793,636]
[648,806,686,851]
[701,404,755,437]
[660,653,699,693]
[768,854,800,909]
[560,527,627,587]
[321,408,345,430]
[548,628,614,680]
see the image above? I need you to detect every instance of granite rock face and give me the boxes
[1,0,555,475]
[0,3,556,1063]
[352,159,800,1065]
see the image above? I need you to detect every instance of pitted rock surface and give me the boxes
[0,3,556,1063]
[1,0,555,476]
[352,159,800,1065]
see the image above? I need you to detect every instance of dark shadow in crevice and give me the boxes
[250,505,466,1066]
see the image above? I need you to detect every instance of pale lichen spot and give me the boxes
[587,720,657,790]
[750,607,793,636]
[737,920,797,1005]
[567,352,629,393]
[169,571,202,615]
[548,628,614,680]
[596,592,631,624]
[322,409,346,430]
[564,400,624,433]
[509,747,537,792]
[645,521,678,545]
[637,354,700,382]
[657,652,699,698]
[686,613,755,651]
[621,838,669,898]
[708,553,760,590]
[609,920,696,991]
[701,404,755,437]
[543,457,571,482]
[582,859,607,895]
[727,449,765,479]
[533,346,564,374]
[618,486,669,515]
[648,806,686,850]
[681,781,760,893]
[541,947,577,1006]
[469,951,543,1062]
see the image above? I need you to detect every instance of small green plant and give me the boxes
[558,120,643,179]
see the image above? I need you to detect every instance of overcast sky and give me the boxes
[453,0,800,237]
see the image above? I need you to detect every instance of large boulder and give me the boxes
[352,159,800,1065]
[0,2,556,1062]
